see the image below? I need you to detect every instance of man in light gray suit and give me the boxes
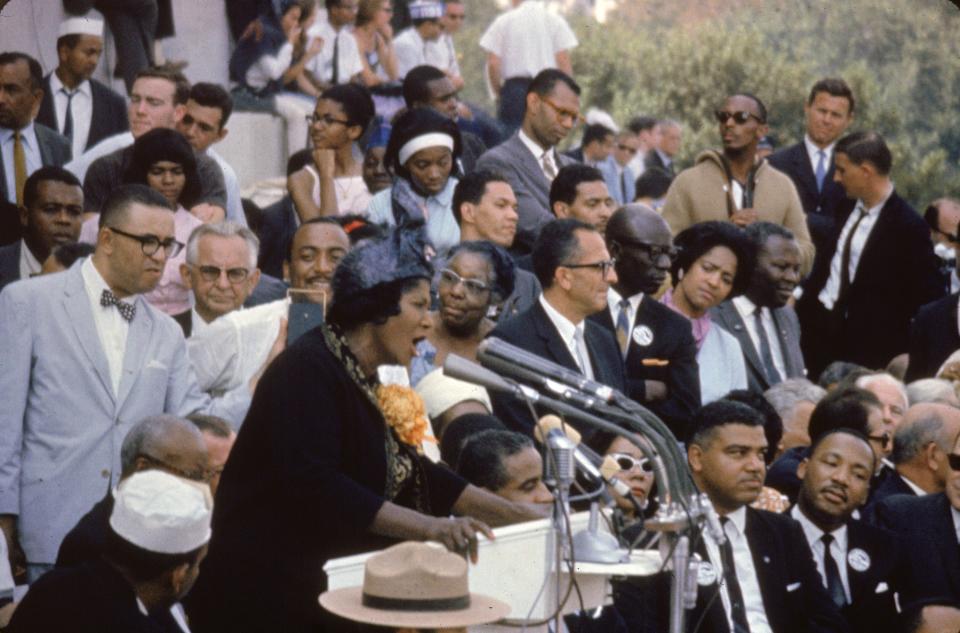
[475,69,580,253]
[0,184,250,583]
[711,221,806,393]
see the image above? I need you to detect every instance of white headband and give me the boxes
[398,133,454,166]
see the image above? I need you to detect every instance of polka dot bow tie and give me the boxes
[100,289,136,322]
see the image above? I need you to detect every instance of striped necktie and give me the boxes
[616,299,631,357]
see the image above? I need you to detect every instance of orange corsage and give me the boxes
[376,384,436,453]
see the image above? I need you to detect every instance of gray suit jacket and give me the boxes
[475,133,575,251]
[0,124,72,203]
[0,263,248,564]
[711,300,805,393]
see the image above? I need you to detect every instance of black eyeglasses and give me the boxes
[108,226,184,257]
[714,110,764,125]
[438,268,490,297]
[194,265,250,283]
[868,432,892,450]
[306,113,351,127]
[136,453,210,483]
[948,453,960,471]
[561,259,616,276]
[609,453,653,473]
[617,238,678,262]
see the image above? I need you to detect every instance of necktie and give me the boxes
[837,203,867,310]
[821,533,846,608]
[542,151,557,180]
[61,89,76,141]
[753,307,781,385]
[331,32,340,84]
[815,150,827,192]
[719,517,751,633]
[13,130,27,206]
[100,289,136,322]
[615,299,631,357]
[573,329,594,380]
[620,170,628,203]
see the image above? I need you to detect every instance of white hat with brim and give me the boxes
[319,542,510,628]
[59,17,105,38]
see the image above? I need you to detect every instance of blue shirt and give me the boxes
[366,178,461,254]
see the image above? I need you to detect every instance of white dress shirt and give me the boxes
[424,33,460,78]
[518,129,556,180]
[81,256,132,395]
[190,307,213,338]
[17,239,41,280]
[818,186,893,310]
[607,287,643,334]
[305,20,364,84]
[393,27,431,78]
[804,135,835,178]
[1,123,42,204]
[538,294,593,379]
[790,505,852,602]
[49,72,93,158]
[732,295,787,379]
[702,506,773,633]
[951,505,960,543]
[478,0,578,82]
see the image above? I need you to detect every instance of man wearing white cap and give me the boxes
[6,470,211,632]
[37,18,129,160]
[393,1,445,79]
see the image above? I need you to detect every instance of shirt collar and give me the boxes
[82,255,139,305]
[790,504,848,550]
[539,293,582,344]
[49,72,91,97]
[19,239,42,277]
[518,128,551,159]
[0,120,36,144]
[804,134,835,162]
[607,286,643,313]
[732,294,761,319]
[721,505,748,537]
[898,472,928,496]
[859,184,894,217]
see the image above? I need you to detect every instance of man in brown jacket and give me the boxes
[661,93,815,273]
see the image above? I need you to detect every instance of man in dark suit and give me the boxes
[712,222,806,394]
[907,292,960,381]
[0,53,72,244]
[869,403,960,508]
[489,218,626,436]
[870,426,960,609]
[589,204,700,440]
[686,399,848,633]
[797,131,943,377]
[562,122,615,167]
[793,428,906,633]
[768,78,854,256]
[644,119,681,177]
[475,69,580,252]
[0,167,83,293]
[37,18,129,161]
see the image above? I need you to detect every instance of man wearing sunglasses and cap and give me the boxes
[661,93,815,274]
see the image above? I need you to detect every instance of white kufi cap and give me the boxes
[109,470,213,554]
[58,17,105,38]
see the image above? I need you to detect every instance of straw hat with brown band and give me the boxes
[319,541,510,628]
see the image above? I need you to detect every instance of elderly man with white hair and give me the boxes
[906,378,960,408]
[763,378,827,456]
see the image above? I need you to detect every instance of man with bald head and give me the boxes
[869,403,960,507]
[588,204,700,439]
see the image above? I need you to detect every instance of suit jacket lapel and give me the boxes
[116,299,153,408]
[62,266,115,404]
[715,303,766,385]
[934,494,960,594]
[794,144,820,202]
[845,521,874,604]
[771,308,801,377]
[855,193,898,280]
[532,302,579,370]
[511,134,551,193]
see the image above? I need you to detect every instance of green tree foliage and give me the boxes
[456,0,960,206]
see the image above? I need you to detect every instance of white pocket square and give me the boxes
[786,582,801,592]
[875,582,889,593]
[146,359,168,370]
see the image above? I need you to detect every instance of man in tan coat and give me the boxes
[661,93,815,273]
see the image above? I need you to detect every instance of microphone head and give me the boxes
[533,414,582,445]
[600,455,622,482]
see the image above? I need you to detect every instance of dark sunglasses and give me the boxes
[868,432,892,450]
[609,452,653,473]
[948,453,960,471]
[714,110,764,125]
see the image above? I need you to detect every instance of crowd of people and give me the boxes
[3,0,960,632]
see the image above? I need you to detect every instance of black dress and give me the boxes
[186,324,467,633]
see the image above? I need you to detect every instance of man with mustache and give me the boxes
[686,399,846,633]
[588,204,700,440]
[793,428,906,633]
[712,222,806,394]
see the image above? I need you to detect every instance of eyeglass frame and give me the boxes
[305,113,352,127]
[135,453,210,483]
[867,432,892,450]
[539,96,584,125]
[192,264,251,284]
[714,110,765,125]
[560,259,616,277]
[614,238,678,262]
[107,225,184,258]
[609,452,653,473]
[438,268,491,297]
